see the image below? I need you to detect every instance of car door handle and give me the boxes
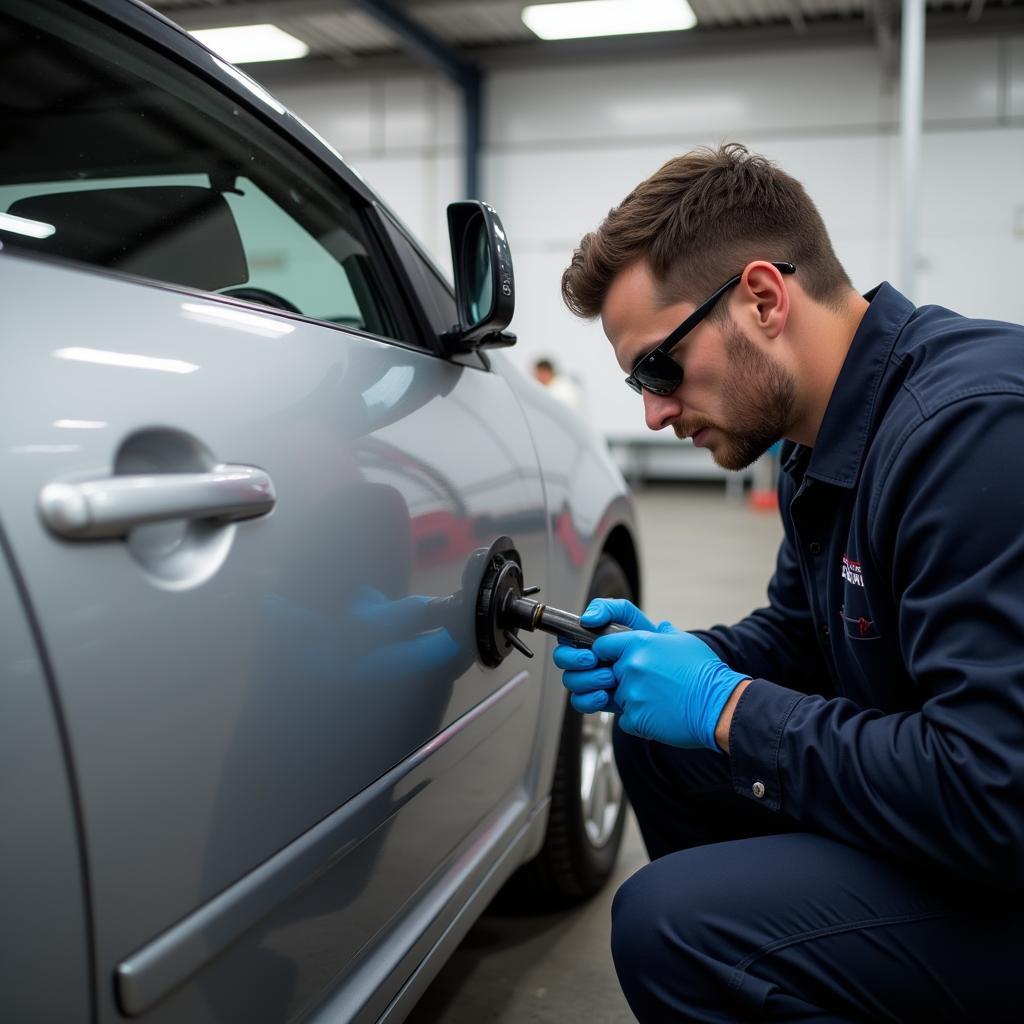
[39,464,276,540]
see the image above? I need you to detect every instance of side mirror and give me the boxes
[443,200,516,352]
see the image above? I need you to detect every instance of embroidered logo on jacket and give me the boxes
[841,555,864,587]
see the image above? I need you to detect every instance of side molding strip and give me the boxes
[115,670,530,1016]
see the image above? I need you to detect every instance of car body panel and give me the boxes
[0,1,641,1020]
[0,254,547,1021]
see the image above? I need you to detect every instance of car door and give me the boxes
[0,2,548,1021]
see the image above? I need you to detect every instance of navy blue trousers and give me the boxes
[612,725,1024,1023]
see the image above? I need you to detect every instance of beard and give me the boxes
[675,322,797,471]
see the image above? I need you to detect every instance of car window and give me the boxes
[0,0,402,341]
[378,209,458,338]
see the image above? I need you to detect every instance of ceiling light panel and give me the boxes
[522,0,697,39]
[191,24,309,63]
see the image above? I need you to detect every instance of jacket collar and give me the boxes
[783,282,915,488]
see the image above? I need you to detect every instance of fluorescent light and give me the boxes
[191,24,309,64]
[53,348,199,375]
[52,419,107,429]
[522,0,696,39]
[0,211,56,239]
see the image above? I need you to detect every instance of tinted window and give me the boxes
[0,0,401,339]
[379,209,458,339]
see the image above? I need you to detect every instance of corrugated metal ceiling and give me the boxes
[148,0,1024,63]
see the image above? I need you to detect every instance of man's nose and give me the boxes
[642,388,683,431]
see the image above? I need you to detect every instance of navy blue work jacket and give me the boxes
[698,282,1024,890]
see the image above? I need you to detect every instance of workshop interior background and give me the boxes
[152,0,1024,450]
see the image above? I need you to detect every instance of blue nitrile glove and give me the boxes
[554,604,749,749]
[553,599,676,716]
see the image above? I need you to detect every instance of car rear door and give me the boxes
[0,2,548,1021]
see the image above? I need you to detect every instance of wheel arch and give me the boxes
[601,523,641,606]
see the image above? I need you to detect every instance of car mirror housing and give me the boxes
[443,200,516,352]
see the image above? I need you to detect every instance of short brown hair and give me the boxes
[561,143,851,319]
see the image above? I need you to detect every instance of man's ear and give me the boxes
[739,262,789,340]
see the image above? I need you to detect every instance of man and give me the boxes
[555,143,1024,1022]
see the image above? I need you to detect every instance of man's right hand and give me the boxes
[552,599,662,716]
[552,597,680,715]
[554,607,750,750]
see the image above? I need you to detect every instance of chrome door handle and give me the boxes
[39,464,276,539]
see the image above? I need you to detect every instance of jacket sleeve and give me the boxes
[694,467,831,697]
[729,396,1024,890]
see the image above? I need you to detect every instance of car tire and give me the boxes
[500,553,634,909]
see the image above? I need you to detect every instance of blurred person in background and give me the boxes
[554,143,1024,1023]
[532,356,584,412]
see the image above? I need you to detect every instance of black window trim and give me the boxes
[368,203,491,371]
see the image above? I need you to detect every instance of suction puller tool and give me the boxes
[475,536,629,667]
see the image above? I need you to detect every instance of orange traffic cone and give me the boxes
[748,447,780,511]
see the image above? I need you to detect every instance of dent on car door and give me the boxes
[0,3,546,1022]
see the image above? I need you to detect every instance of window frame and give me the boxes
[370,203,492,370]
[1,0,443,357]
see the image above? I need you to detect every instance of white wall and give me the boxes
[270,75,463,270]
[264,33,1024,441]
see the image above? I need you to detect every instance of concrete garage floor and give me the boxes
[406,482,785,1024]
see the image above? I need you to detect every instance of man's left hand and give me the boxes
[554,627,750,750]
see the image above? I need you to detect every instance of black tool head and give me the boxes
[475,537,525,666]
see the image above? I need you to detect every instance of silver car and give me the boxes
[0,1,641,1021]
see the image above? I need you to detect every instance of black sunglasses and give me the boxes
[624,261,797,396]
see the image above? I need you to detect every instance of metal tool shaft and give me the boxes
[504,596,631,647]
